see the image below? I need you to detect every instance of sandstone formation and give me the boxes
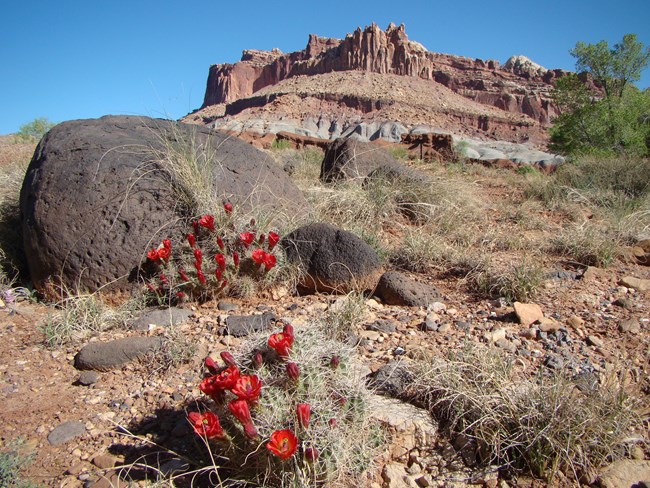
[201,23,564,125]
[20,115,309,294]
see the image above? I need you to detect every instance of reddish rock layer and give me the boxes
[202,23,566,124]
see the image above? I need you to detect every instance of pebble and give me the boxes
[520,328,537,340]
[567,315,585,328]
[619,319,641,334]
[437,323,452,333]
[587,335,604,347]
[495,339,517,353]
[48,421,86,446]
[77,371,99,386]
[488,328,507,343]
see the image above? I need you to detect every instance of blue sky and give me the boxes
[1,0,649,134]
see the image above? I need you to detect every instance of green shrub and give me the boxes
[15,117,56,143]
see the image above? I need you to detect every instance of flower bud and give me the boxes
[304,447,319,462]
[329,355,340,369]
[220,351,236,368]
[286,362,300,381]
[252,351,263,369]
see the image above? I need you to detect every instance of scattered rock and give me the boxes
[513,302,543,326]
[619,318,641,334]
[567,315,585,328]
[48,421,86,446]
[92,454,119,470]
[538,317,561,333]
[367,361,413,398]
[367,319,397,333]
[597,459,650,488]
[520,328,537,340]
[74,337,164,371]
[495,338,517,353]
[382,462,412,488]
[130,307,193,331]
[374,271,439,307]
[619,276,650,292]
[76,371,99,386]
[612,297,632,310]
[281,223,382,294]
[488,328,507,343]
[217,301,239,311]
[369,395,438,460]
[582,266,608,281]
[224,312,276,337]
[321,137,400,182]
[587,335,604,348]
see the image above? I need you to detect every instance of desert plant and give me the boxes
[477,260,546,303]
[41,293,142,347]
[184,321,383,486]
[14,117,56,143]
[270,138,292,151]
[407,344,639,481]
[0,439,39,488]
[551,224,621,267]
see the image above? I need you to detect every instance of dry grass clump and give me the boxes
[466,259,546,303]
[41,293,143,347]
[551,223,621,268]
[192,323,383,487]
[407,345,640,481]
[0,140,34,286]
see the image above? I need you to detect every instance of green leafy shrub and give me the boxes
[15,117,56,143]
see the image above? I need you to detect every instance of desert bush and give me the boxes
[477,260,545,303]
[407,345,639,481]
[270,138,292,151]
[185,321,383,486]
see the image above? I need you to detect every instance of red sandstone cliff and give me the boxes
[202,23,566,124]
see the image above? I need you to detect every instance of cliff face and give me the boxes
[202,23,566,124]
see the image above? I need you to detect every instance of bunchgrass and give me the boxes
[0,438,39,488]
[407,344,639,482]
[41,293,143,347]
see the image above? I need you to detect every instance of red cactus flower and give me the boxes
[186,233,196,248]
[176,291,186,299]
[223,202,233,214]
[304,447,319,462]
[268,332,293,358]
[232,251,240,268]
[188,411,224,440]
[263,253,277,271]
[204,356,219,375]
[252,248,266,265]
[216,236,225,251]
[147,249,160,262]
[162,239,172,251]
[215,253,227,272]
[258,233,265,245]
[193,248,203,265]
[296,403,310,429]
[199,214,215,232]
[199,375,225,402]
[197,270,207,285]
[159,272,168,285]
[228,399,259,439]
[266,430,298,460]
[215,268,223,281]
[286,362,300,381]
[213,365,241,390]
[220,351,236,368]
[232,374,263,402]
[268,232,280,250]
[157,246,170,262]
[239,231,255,249]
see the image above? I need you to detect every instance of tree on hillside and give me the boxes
[550,34,650,156]
[16,117,56,142]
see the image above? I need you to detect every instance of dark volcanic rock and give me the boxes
[19,115,309,294]
[374,271,440,307]
[225,312,277,337]
[48,421,86,446]
[281,222,382,294]
[367,361,413,398]
[320,137,401,182]
[74,336,164,371]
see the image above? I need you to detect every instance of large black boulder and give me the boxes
[280,222,382,294]
[320,137,401,183]
[20,115,309,294]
